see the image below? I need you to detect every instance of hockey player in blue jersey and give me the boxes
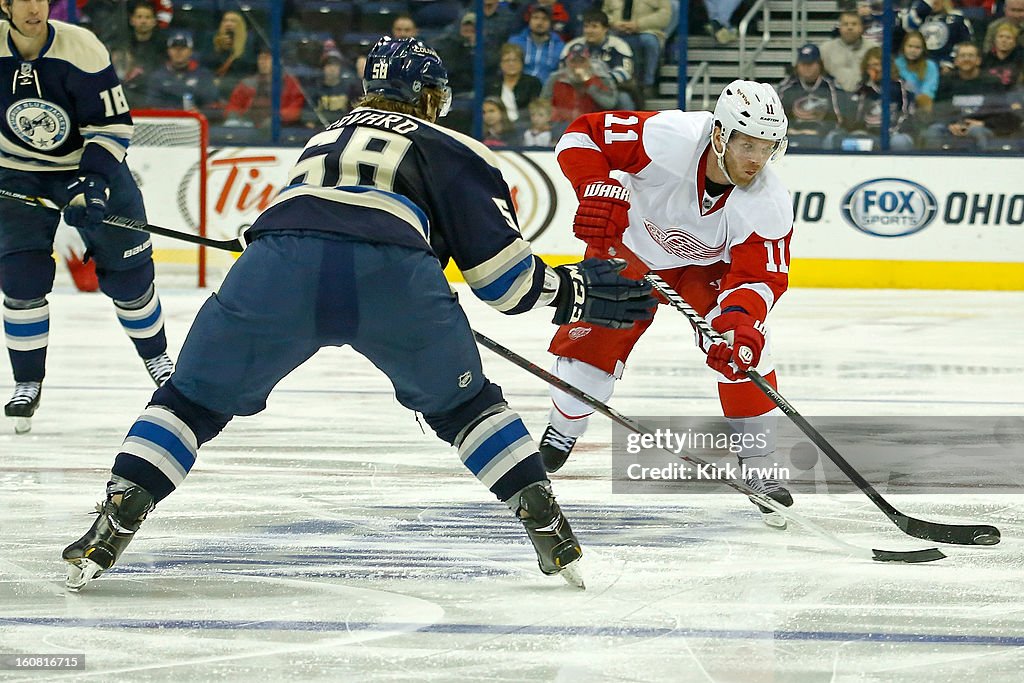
[0,0,174,434]
[62,36,656,591]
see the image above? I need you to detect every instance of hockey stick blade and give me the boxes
[472,330,945,564]
[872,548,946,563]
[0,187,246,252]
[897,514,1001,546]
[644,273,1001,547]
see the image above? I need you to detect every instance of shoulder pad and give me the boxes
[46,21,111,74]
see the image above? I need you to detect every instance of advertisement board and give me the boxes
[132,146,1023,290]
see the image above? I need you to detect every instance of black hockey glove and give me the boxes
[64,174,110,232]
[552,258,656,329]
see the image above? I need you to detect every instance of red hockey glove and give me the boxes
[706,309,766,381]
[573,179,631,253]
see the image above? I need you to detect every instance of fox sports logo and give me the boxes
[840,178,938,237]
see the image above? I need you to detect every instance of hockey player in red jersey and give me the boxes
[540,80,795,523]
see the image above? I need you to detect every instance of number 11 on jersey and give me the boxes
[764,239,789,273]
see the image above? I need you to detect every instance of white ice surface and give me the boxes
[1,284,1023,682]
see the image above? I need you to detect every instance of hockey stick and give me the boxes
[644,272,1001,547]
[3,190,940,562]
[0,187,246,253]
[472,329,945,564]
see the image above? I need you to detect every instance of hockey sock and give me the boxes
[727,408,784,480]
[111,382,232,502]
[454,404,547,501]
[3,297,48,382]
[548,356,615,438]
[111,404,197,503]
[113,284,167,360]
[717,370,779,417]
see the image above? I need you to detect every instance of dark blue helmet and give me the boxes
[363,37,452,117]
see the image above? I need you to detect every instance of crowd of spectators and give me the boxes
[63,0,683,146]
[780,0,1024,151]
[60,0,1024,150]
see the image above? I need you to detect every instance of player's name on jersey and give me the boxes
[624,461,791,482]
[331,109,420,134]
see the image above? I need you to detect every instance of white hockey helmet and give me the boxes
[712,80,788,163]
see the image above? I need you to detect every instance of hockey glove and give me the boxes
[64,174,110,232]
[573,179,631,253]
[552,257,656,329]
[706,309,766,381]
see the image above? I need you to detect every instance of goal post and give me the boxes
[129,109,210,287]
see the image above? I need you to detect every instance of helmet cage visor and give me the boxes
[717,125,788,162]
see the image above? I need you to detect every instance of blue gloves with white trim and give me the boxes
[64,174,110,232]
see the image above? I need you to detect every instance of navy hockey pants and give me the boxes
[172,233,486,418]
[0,163,151,271]
[114,233,548,503]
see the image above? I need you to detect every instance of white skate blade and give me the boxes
[12,416,31,434]
[558,559,585,590]
[65,558,103,592]
[761,511,788,529]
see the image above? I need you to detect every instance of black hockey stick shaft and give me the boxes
[472,328,944,563]
[644,273,1000,547]
[0,187,246,253]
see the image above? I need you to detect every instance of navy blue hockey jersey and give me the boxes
[247,108,550,314]
[0,20,132,178]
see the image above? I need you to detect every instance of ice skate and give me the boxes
[745,473,794,529]
[512,481,585,588]
[63,486,154,591]
[539,425,578,473]
[143,352,174,387]
[5,381,41,434]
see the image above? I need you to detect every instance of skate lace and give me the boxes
[8,382,40,406]
[745,473,783,495]
[144,353,174,385]
[541,427,576,452]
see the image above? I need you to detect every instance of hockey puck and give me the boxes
[973,530,1001,545]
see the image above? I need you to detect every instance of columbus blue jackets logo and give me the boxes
[921,21,950,52]
[7,100,70,151]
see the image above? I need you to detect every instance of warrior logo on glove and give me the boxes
[572,178,631,253]
[706,312,768,380]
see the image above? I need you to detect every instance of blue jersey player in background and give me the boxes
[0,0,174,434]
[62,36,656,591]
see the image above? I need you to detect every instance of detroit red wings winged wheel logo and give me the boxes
[642,219,726,261]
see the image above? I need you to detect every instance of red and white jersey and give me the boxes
[556,110,794,320]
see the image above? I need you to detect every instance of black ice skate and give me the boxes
[512,481,585,588]
[143,352,174,386]
[5,381,41,434]
[539,425,578,473]
[63,486,155,591]
[745,473,794,529]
